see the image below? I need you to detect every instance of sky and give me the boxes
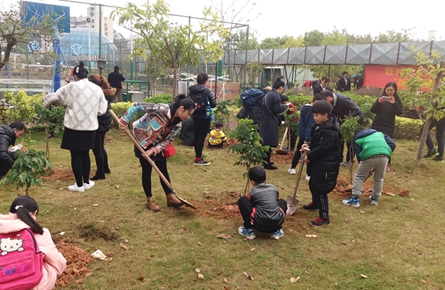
[5,0,445,42]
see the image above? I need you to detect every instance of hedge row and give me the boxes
[0,91,426,141]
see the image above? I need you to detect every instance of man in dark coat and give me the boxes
[321,90,364,165]
[336,71,351,92]
[312,76,331,96]
[0,121,26,179]
[259,79,288,170]
[108,66,126,103]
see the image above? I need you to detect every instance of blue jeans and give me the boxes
[421,118,445,157]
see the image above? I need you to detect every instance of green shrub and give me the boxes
[3,91,44,124]
[144,94,173,104]
[394,116,423,140]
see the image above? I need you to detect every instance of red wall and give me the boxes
[363,65,419,89]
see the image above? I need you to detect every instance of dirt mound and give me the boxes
[41,169,73,182]
[332,175,409,197]
[54,238,94,287]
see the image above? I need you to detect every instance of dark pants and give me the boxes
[0,152,15,179]
[193,118,211,159]
[422,118,445,158]
[313,193,329,221]
[290,138,305,168]
[238,196,287,230]
[262,147,273,166]
[92,131,109,177]
[70,150,91,187]
[138,156,171,198]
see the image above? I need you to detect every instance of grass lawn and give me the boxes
[1,129,444,289]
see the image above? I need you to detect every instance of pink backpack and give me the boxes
[0,228,43,290]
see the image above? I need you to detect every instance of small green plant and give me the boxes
[340,116,361,183]
[280,107,299,149]
[228,119,269,195]
[1,149,51,196]
[214,100,231,125]
[33,104,65,161]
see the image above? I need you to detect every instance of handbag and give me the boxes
[163,143,176,158]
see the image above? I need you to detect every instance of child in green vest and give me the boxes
[342,129,396,208]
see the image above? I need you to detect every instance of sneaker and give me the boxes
[68,183,84,192]
[369,195,379,205]
[310,218,331,227]
[288,167,296,175]
[342,161,351,168]
[238,226,256,240]
[270,229,284,240]
[302,202,318,210]
[305,175,311,181]
[104,168,111,174]
[342,196,360,208]
[423,150,438,158]
[194,159,211,165]
[84,180,95,190]
[433,155,444,162]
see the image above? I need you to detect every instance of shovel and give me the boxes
[286,151,305,215]
[276,127,289,155]
[109,110,196,209]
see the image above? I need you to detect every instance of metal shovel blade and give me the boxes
[174,193,197,209]
[286,196,299,215]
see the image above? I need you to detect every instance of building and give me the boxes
[70,5,113,41]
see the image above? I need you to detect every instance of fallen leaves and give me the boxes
[290,276,300,283]
[360,274,368,279]
[217,234,232,239]
[243,271,254,280]
[119,243,129,251]
[305,234,317,238]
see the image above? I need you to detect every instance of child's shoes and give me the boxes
[342,196,360,207]
[369,195,379,205]
[310,218,331,227]
[270,229,284,240]
[238,226,256,240]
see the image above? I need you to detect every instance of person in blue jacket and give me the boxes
[288,93,326,175]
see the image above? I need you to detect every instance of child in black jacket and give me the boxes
[302,100,341,226]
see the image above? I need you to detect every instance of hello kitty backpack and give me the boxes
[0,228,43,290]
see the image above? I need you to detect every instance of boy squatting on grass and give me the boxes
[237,166,287,240]
[342,129,396,208]
[301,100,341,227]
[207,122,227,149]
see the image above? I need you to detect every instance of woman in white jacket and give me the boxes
[0,196,66,290]
[43,61,108,192]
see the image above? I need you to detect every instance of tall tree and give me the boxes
[111,0,229,97]
[260,36,289,49]
[303,30,325,47]
[400,49,445,161]
[0,3,55,70]
[283,36,304,48]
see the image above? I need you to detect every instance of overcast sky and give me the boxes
[8,0,445,42]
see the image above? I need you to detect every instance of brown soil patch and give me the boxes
[54,238,95,288]
[225,138,239,147]
[41,169,73,182]
[271,151,295,164]
[332,175,409,197]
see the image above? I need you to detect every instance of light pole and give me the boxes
[86,18,91,72]
[97,59,106,76]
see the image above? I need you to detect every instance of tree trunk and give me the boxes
[243,177,250,197]
[417,69,444,161]
[417,118,431,161]
[172,66,178,99]
[45,127,51,162]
